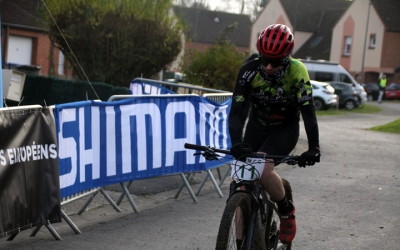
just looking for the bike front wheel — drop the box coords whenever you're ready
[216,193,250,249]
[216,192,265,250]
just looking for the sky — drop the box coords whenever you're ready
[173,0,247,14]
[206,0,242,13]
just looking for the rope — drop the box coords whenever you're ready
[40,0,101,100]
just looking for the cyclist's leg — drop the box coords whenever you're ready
[256,122,299,244]
[257,122,299,202]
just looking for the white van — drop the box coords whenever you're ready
[299,59,367,104]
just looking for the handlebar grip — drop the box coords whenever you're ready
[184,143,232,155]
[184,143,207,151]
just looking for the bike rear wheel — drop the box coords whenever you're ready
[216,192,265,250]
[265,178,293,250]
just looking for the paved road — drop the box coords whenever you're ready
[2,102,399,249]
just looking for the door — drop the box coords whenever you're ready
[7,35,33,65]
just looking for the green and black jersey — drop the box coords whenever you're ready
[228,56,319,149]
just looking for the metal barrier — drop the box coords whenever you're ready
[129,77,231,96]
[202,92,233,104]
[2,79,234,242]
[107,79,234,209]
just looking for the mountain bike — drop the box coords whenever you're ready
[185,143,307,250]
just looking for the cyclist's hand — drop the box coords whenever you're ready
[299,147,320,167]
[230,143,253,161]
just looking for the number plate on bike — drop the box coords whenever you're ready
[231,158,265,181]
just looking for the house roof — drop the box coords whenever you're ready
[0,0,46,31]
[173,6,252,48]
[280,0,352,60]
[371,0,400,32]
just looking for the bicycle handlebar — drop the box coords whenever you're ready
[184,143,230,154]
[184,143,301,164]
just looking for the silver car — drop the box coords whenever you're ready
[311,80,338,110]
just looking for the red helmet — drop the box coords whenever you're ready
[257,24,294,59]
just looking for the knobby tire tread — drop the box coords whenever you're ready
[216,192,266,250]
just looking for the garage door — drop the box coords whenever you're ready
[7,35,32,65]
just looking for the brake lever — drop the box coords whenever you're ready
[193,150,218,161]
[281,156,300,166]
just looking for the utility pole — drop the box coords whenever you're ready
[360,0,371,84]
[0,14,3,108]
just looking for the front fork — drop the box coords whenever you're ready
[245,184,262,250]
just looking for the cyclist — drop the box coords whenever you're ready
[228,24,320,244]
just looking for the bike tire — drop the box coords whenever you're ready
[216,192,265,250]
[265,178,293,250]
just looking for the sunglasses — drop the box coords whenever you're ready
[260,57,284,68]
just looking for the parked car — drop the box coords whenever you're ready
[362,83,380,101]
[300,59,367,104]
[353,82,368,105]
[329,82,360,110]
[385,82,400,100]
[311,80,337,110]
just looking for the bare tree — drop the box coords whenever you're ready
[209,0,265,19]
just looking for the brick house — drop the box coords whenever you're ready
[172,6,252,71]
[250,0,352,60]
[1,0,72,77]
[331,0,400,83]
[251,0,400,84]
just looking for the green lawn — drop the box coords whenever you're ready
[315,103,399,134]
[369,118,400,134]
[315,104,382,116]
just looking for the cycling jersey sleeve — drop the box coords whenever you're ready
[292,60,320,149]
[228,60,257,146]
[299,102,320,149]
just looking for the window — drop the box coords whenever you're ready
[369,34,376,49]
[58,50,65,75]
[343,36,352,56]
[339,73,352,84]
[314,72,335,82]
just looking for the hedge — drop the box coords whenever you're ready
[6,74,131,106]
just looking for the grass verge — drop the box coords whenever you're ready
[316,104,382,116]
[369,118,400,134]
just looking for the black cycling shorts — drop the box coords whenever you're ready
[243,119,299,156]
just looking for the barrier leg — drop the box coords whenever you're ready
[216,167,222,180]
[196,172,209,195]
[44,221,62,240]
[7,232,18,241]
[116,181,133,205]
[178,173,198,203]
[61,209,81,234]
[207,169,224,198]
[30,225,41,237]
[78,190,100,215]
[219,166,231,187]
[174,173,194,199]
[100,188,122,212]
[119,182,139,213]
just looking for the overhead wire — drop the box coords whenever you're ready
[40,0,101,100]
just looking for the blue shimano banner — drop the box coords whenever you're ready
[54,95,233,198]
